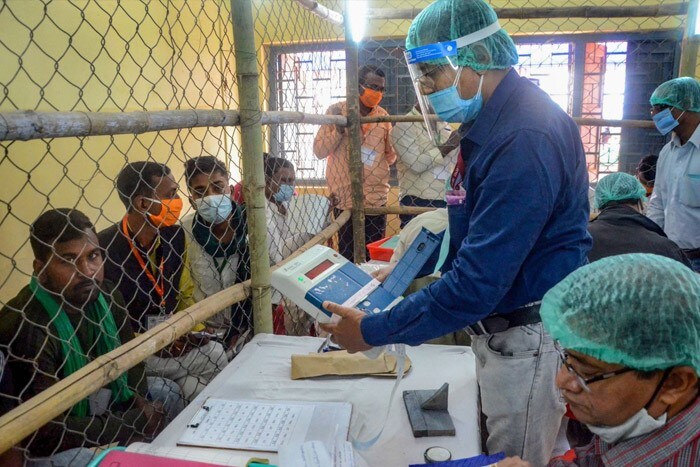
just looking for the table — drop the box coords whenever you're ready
[152,334,480,466]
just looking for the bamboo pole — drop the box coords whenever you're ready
[573,118,655,129]
[0,109,346,142]
[344,10,366,264]
[0,211,352,455]
[365,205,436,216]
[263,111,345,126]
[231,0,272,334]
[494,4,687,19]
[0,108,653,143]
[293,0,344,25]
[679,0,699,76]
[360,114,656,129]
[367,3,688,20]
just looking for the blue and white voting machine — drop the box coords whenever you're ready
[271,228,440,324]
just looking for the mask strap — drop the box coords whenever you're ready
[475,74,484,95]
[643,368,672,411]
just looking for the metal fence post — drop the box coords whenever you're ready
[231,0,272,333]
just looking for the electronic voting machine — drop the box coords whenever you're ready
[271,228,440,324]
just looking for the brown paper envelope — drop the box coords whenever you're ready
[291,350,412,380]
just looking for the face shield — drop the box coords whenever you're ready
[404,21,502,146]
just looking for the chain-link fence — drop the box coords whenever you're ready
[308,1,690,243]
[0,0,346,462]
[0,0,697,463]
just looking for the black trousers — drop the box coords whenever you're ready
[335,208,387,261]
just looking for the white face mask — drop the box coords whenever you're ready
[586,369,670,445]
[587,408,666,445]
[194,194,233,225]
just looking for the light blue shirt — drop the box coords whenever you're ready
[647,124,700,249]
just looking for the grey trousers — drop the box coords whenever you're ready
[146,340,228,402]
[471,323,565,466]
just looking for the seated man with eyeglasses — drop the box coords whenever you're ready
[496,253,699,467]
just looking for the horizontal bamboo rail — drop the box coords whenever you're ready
[0,210,351,455]
[360,114,656,129]
[293,0,343,25]
[0,110,347,141]
[368,3,688,20]
[366,205,436,216]
[0,109,656,142]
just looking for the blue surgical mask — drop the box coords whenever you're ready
[427,68,484,123]
[273,184,294,203]
[194,194,233,224]
[652,108,683,135]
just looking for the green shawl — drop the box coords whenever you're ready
[29,278,133,416]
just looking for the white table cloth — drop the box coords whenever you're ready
[152,334,480,467]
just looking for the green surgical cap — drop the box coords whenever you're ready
[406,0,518,71]
[650,77,700,112]
[594,172,647,210]
[541,254,700,374]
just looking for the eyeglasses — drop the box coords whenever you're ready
[414,65,452,94]
[554,341,634,392]
[650,104,671,114]
[360,83,385,92]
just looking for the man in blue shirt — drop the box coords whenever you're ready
[321,0,591,464]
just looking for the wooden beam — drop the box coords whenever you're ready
[345,16,367,264]
[368,3,688,20]
[232,0,272,334]
[365,206,436,216]
[0,110,346,142]
[360,114,656,129]
[293,0,344,25]
[0,111,653,143]
[679,0,699,76]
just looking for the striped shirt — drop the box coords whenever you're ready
[549,397,699,466]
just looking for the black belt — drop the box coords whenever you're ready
[466,302,542,336]
[683,248,700,260]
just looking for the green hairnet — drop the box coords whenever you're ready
[594,172,647,210]
[406,0,518,71]
[650,77,700,112]
[541,254,700,374]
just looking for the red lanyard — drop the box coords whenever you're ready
[121,217,165,305]
[450,149,465,190]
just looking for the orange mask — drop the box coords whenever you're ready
[145,197,183,227]
[360,86,383,108]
